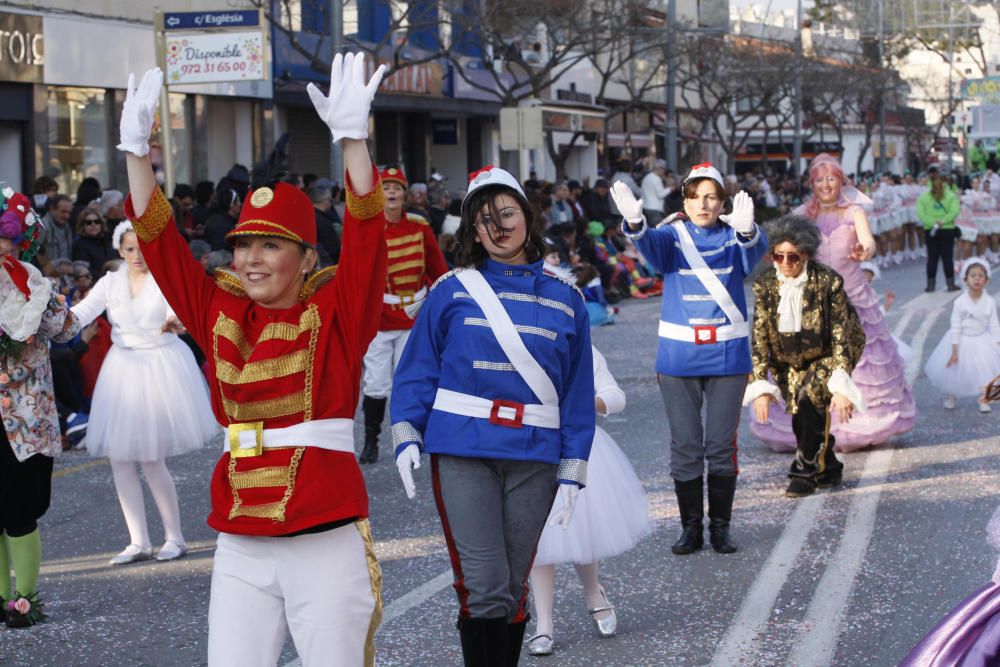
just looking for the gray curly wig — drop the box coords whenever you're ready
[762,214,822,257]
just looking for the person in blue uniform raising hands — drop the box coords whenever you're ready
[611,163,768,556]
[391,166,595,666]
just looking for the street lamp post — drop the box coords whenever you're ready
[329,0,344,182]
[664,0,678,173]
[877,0,887,174]
[792,0,803,181]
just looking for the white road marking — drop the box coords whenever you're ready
[785,448,894,667]
[709,493,827,667]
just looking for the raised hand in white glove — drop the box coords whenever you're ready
[610,181,644,225]
[306,52,388,144]
[117,69,163,157]
[396,443,421,499]
[547,484,580,530]
[719,190,756,235]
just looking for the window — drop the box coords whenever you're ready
[47,87,108,196]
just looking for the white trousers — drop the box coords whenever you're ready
[361,329,411,399]
[208,521,382,667]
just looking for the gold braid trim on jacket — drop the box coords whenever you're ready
[750,262,866,414]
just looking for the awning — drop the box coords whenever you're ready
[607,132,654,148]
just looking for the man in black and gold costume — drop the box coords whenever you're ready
[744,215,867,497]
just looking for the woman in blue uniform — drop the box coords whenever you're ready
[391,166,594,666]
[611,163,768,556]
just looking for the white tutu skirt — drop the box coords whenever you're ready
[535,426,652,566]
[86,339,219,462]
[924,332,1000,398]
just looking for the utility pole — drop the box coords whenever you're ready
[946,4,955,175]
[329,0,344,183]
[792,0,803,183]
[876,0,887,173]
[664,0,678,173]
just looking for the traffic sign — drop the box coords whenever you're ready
[162,10,259,31]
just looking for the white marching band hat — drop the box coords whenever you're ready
[684,162,725,190]
[462,165,527,214]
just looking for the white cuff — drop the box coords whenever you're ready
[743,379,781,406]
[620,217,648,240]
[828,368,867,412]
[736,224,761,247]
[116,141,150,157]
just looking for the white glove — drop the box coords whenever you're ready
[547,484,580,530]
[719,190,756,235]
[610,181,644,224]
[117,69,163,157]
[306,52,388,144]
[396,443,421,499]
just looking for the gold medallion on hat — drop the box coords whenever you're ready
[250,187,274,208]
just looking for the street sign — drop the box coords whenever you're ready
[500,107,543,150]
[164,31,265,85]
[162,10,260,31]
[962,77,1000,104]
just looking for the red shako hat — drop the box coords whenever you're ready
[379,166,408,189]
[226,182,316,246]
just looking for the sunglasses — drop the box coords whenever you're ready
[772,251,802,265]
[83,219,101,225]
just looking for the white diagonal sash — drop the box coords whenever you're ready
[455,270,559,406]
[672,221,745,326]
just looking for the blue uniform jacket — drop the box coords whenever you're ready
[623,214,768,377]
[390,259,595,486]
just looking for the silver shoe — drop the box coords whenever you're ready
[588,587,617,637]
[526,633,553,656]
[110,544,152,566]
[155,541,188,562]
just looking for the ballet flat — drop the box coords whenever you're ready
[526,633,553,656]
[588,586,618,637]
[110,544,152,566]
[156,541,188,562]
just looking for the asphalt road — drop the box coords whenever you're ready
[3,254,999,666]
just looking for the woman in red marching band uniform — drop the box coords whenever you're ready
[119,54,388,666]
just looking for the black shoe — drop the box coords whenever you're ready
[946,279,961,292]
[707,474,738,554]
[360,396,387,464]
[925,279,936,292]
[816,469,843,488]
[456,616,508,667]
[671,477,704,555]
[785,477,817,498]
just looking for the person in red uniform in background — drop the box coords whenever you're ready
[359,166,448,463]
[119,53,388,666]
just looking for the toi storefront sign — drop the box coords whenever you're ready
[0,12,43,83]
[164,30,265,85]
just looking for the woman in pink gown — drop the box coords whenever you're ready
[750,154,916,452]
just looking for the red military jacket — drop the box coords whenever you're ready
[126,170,387,536]
[380,212,448,331]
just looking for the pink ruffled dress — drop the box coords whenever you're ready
[750,203,917,451]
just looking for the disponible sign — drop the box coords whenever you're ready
[164,31,265,85]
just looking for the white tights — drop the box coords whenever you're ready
[530,561,606,637]
[110,460,184,549]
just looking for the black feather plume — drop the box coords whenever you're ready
[250,133,290,190]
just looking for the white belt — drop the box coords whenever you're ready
[383,287,427,305]
[225,418,354,458]
[432,388,560,429]
[658,320,749,344]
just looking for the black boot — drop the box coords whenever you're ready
[671,477,704,555]
[925,279,936,292]
[456,616,508,667]
[506,617,529,666]
[707,474,738,554]
[946,277,961,292]
[360,396,386,464]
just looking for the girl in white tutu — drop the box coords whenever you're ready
[71,221,218,565]
[924,257,1000,413]
[526,346,652,656]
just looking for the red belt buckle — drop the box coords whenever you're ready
[489,399,525,428]
[693,325,717,345]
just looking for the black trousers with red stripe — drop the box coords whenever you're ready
[431,454,558,621]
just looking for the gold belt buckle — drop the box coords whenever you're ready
[398,293,415,307]
[228,421,265,458]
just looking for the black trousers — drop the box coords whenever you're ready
[925,228,957,282]
[789,396,842,480]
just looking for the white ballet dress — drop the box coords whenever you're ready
[71,267,219,462]
[534,347,652,566]
[924,292,1000,398]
